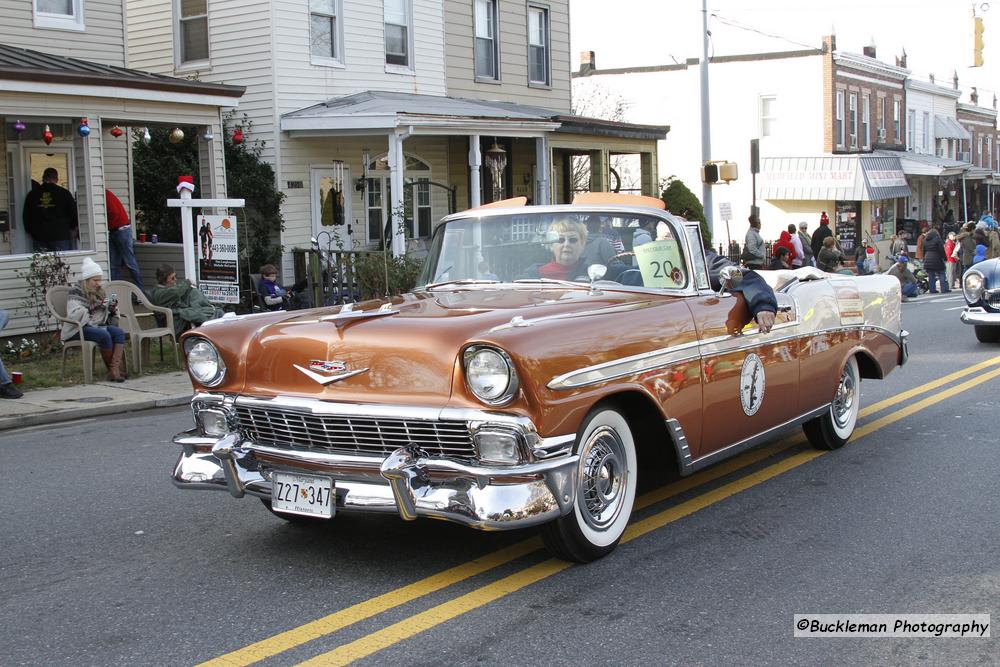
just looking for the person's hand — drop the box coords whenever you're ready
[755,310,776,334]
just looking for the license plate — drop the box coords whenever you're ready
[271,472,335,518]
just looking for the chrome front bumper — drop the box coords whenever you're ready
[171,429,579,531]
[960,307,1000,326]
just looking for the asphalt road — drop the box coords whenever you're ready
[1,291,996,666]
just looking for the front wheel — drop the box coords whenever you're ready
[974,325,1000,343]
[540,407,637,563]
[803,356,860,450]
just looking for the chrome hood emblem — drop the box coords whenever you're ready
[294,360,369,385]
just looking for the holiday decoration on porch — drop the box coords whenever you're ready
[109,125,124,138]
[77,117,90,137]
[42,124,53,145]
[142,127,152,144]
[168,127,185,144]
[13,119,26,134]
[231,127,244,145]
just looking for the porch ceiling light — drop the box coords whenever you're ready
[202,126,214,141]
[356,148,370,191]
[485,140,507,174]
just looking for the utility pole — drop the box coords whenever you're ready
[700,0,713,231]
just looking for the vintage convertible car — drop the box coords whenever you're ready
[959,258,1000,342]
[171,197,908,562]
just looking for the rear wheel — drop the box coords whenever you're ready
[803,356,860,450]
[974,325,1000,343]
[540,407,637,563]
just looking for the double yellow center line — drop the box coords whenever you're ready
[203,354,1000,667]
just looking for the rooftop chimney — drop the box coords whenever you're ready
[579,51,596,74]
[896,47,907,69]
[953,69,959,90]
[863,40,876,59]
[971,87,979,105]
[994,93,997,110]
[822,34,836,53]
[929,73,935,84]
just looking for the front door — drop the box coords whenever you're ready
[311,167,352,251]
[13,144,76,255]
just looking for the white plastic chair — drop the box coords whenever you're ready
[106,280,180,375]
[45,285,99,384]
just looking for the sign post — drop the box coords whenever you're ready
[719,201,733,248]
[166,176,244,291]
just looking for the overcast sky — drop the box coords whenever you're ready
[570,0,999,105]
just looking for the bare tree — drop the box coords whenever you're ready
[570,83,642,194]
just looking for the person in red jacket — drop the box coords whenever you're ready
[775,229,798,264]
[105,189,144,290]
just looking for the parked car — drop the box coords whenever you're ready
[170,197,909,562]
[960,259,1000,342]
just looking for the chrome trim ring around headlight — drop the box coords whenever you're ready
[463,345,519,406]
[964,270,985,304]
[183,337,227,387]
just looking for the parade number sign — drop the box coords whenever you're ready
[197,215,240,304]
[634,240,686,288]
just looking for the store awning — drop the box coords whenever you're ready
[759,155,910,201]
[934,115,972,141]
[890,150,974,177]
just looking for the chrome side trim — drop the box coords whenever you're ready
[546,322,904,391]
[489,299,659,333]
[675,404,830,477]
[548,340,701,390]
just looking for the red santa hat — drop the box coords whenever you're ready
[820,211,830,225]
[176,175,196,194]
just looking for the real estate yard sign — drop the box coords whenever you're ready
[197,214,240,304]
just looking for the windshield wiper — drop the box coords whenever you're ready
[422,279,501,290]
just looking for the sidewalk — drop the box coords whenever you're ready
[0,371,193,432]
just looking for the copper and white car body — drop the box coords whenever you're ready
[171,200,908,562]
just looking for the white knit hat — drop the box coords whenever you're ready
[79,257,103,281]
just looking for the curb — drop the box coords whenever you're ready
[0,393,192,432]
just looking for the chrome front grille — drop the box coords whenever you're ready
[234,406,476,458]
[986,291,1000,310]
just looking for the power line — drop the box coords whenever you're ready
[709,13,821,51]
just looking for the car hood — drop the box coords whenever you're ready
[196,287,661,405]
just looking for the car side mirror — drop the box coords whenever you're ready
[718,265,743,297]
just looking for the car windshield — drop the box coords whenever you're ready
[417,211,689,289]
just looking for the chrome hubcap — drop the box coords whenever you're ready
[833,366,857,429]
[579,426,628,531]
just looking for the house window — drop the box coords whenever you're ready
[366,154,432,243]
[894,100,901,142]
[862,95,870,149]
[978,135,984,166]
[33,0,84,31]
[848,94,858,147]
[907,109,916,150]
[988,136,993,169]
[310,0,343,62]
[760,95,777,137]
[384,0,412,68]
[878,97,886,139]
[922,111,930,153]
[527,5,550,86]
[474,0,499,80]
[176,0,209,66]
[835,90,845,148]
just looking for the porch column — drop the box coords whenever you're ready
[589,149,609,192]
[388,132,406,257]
[535,136,551,204]
[198,123,220,199]
[468,135,481,208]
[641,150,658,197]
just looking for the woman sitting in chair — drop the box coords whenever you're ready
[62,257,127,382]
[150,264,223,335]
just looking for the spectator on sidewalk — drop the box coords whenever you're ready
[23,167,78,251]
[921,225,949,293]
[62,258,127,382]
[0,309,24,398]
[796,222,815,267]
[811,211,833,258]
[816,235,845,273]
[105,189,144,290]
[743,215,766,269]
[768,246,792,270]
[150,264,223,335]
[888,255,920,301]
[945,231,960,289]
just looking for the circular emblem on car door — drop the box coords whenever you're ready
[740,353,766,416]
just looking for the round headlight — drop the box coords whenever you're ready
[464,347,518,405]
[964,271,985,303]
[184,338,226,386]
